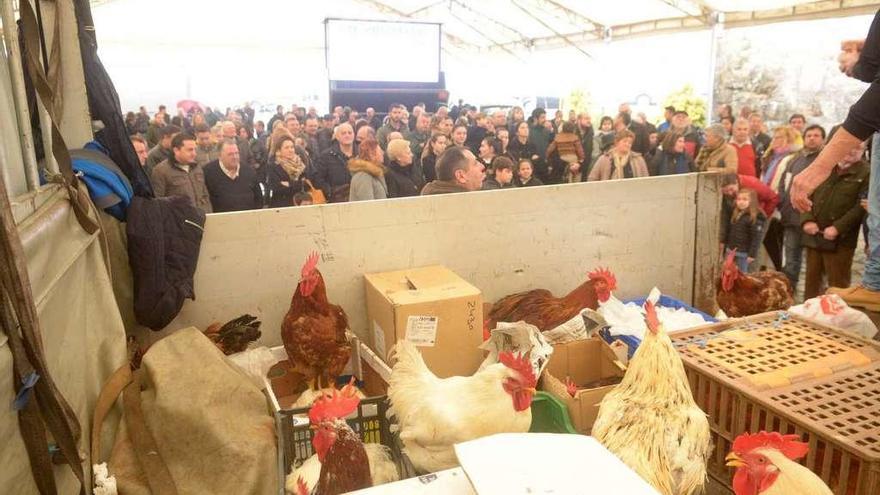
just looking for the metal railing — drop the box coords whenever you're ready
[0,0,58,200]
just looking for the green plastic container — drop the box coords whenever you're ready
[529,391,579,434]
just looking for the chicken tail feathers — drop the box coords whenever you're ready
[205,314,262,355]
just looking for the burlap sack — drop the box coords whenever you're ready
[105,327,277,494]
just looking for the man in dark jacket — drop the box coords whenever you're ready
[316,115,336,155]
[144,125,181,179]
[800,142,869,299]
[527,108,552,181]
[203,140,261,213]
[422,146,484,195]
[793,11,880,308]
[576,112,594,175]
[267,105,285,131]
[748,113,771,159]
[777,125,826,286]
[310,123,355,202]
[377,103,409,150]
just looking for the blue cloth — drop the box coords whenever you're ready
[863,132,880,289]
[657,121,671,133]
[725,248,750,272]
[72,143,134,221]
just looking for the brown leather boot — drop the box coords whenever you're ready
[827,285,880,311]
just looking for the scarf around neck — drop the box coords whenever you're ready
[277,154,305,180]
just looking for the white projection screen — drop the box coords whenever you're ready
[325,19,441,83]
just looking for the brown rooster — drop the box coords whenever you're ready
[203,314,262,355]
[282,252,351,391]
[717,250,793,317]
[488,267,617,331]
[294,383,372,495]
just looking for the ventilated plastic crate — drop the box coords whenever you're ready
[671,311,880,495]
[263,336,416,494]
[277,395,416,478]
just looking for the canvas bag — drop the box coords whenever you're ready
[92,328,277,494]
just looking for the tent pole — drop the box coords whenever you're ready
[706,11,724,125]
[1,0,41,191]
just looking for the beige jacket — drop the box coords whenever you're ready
[588,152,650,181]
[151,159,213,213]
[695,143,738,174]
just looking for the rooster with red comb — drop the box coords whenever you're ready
[282,252,351,391]
[593,301,711,495]
[488,267,618,331]
[726,431,831,495]
[293,382,372,495]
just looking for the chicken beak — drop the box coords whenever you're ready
[725,452,746,468]
[523,387,536,395]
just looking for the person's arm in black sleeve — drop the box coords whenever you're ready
[842,81,880,141]
[309,153,331,200]
[852,11,880,83]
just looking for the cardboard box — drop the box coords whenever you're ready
[364,265,483,378]
[542,338,627,434]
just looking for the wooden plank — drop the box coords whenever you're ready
[692,172,721,315]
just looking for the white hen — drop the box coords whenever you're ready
[387,340,536,474]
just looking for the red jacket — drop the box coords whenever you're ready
[730,141,757,177]
[739,174,779,217]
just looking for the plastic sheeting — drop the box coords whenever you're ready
[0,186,127,493]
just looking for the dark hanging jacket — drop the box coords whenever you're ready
[127,196,206,330]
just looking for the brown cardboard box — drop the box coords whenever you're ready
[364,265,483,378]
[542,338,627,434]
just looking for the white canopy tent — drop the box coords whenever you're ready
[86,0,879,115]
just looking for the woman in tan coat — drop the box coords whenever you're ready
[588,129,650,181]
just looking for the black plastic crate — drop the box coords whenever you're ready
[277,394,417,480]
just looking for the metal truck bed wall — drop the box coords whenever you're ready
[147,173,720,347]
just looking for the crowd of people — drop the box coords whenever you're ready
[124,98,871,300]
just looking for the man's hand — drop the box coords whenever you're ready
[824,225,839,240]
[791,165,833,212]
[861,198,868,209]
[803,222,820,235]
[747,257,755,264]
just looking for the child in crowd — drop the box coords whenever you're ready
[293,192,313,206]
[482,156,515,190]
[515,159,544,187]
[720,188,766,272]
